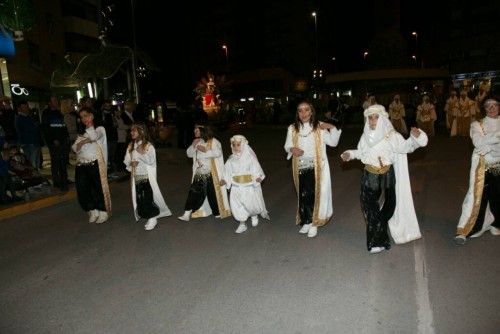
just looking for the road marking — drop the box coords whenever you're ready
[414,242,435,334]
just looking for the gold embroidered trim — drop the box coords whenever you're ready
[208,139,231,218]
[291,127,331,226]
[96,143,112,216]
[312,129,323,226]
[457,119,487,236]
[457,155,486,236]
[292,129,300,224]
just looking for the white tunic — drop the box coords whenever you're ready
[72,126,108,165]
[224,145,269,222]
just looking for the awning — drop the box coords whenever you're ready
[50,44,159,88]
[72,44,132,80]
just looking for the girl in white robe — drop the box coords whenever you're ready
[178,125,231,221]
[224,135,269,234]
[454,98,500,244]
[284,100,342,238]
[72,108,111,224]
[124,123,171,230]
[341,104,428,254]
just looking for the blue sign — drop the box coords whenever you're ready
[0,31,15,57]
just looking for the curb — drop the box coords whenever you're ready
[0,189,77,220]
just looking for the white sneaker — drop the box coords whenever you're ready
[178,210,191,221]
[215,215,221,218]
[95,211,108,224]
[307,226,318,238]
[251,216,259,227]
[235,222,247,234]
[369,246,385,254]
[88,210,99,223]
[490,226,500,236]
[144,218,158,231]
[454,235,466,245]
[470,228,488,238]
[299,223,311,234]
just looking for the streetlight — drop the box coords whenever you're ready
[331,56,337,72]
[363,51,369,60]
[312,11,318,69]
[222,44,228,65]
[411,54,417,66]
[412,31,418,45]
[411,31,423,68]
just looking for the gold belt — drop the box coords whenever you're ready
[232,174,252,183]
[364,164,391,174]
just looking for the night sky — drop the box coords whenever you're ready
[105,0,449,102]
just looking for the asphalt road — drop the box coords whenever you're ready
[1,124,498,334]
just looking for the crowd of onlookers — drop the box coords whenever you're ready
[0,95,157,205]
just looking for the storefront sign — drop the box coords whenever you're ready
[0,32,15,57]
[11,83,29,96]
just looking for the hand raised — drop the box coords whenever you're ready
[340,151,351,162]
[410,127,421,138]
[319,122,335,130]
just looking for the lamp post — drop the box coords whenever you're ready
[222,44,228,65]
[411,54,417,66]
[130,0,139,103]
[312,12,318,69]
[411,31,423,69]
[331,56,337,72]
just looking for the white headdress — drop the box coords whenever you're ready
[363,104,393,147]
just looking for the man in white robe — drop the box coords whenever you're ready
[284,101,341,238]
[454,98,500,244]
[341,104,428,253]
[224,135,269,234]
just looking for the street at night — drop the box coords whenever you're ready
[1,125,498,333]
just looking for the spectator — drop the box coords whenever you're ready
[101,100,118,174]
[15,100,42,171]
[41,96,69,191]
[0,96,17,145]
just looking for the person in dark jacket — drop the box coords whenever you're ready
[41,96,69,191]
[101,100,118,173]
[15,100,42,171]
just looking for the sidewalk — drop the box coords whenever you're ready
[0,145,187,220]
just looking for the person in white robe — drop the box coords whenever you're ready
[388,94,407,135]
[72,108,111,224]
[444,90,459,132]
[341,104,428,254]
[124,123,171,231]
[284,100,342,238]
[416,95,437,137]
[454,98,500,244]
[178,125,230,221]
[223,135,269,234]
[454,90,477,137]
